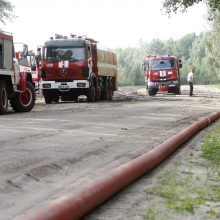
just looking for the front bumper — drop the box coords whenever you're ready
[41,80,90,92]
[147,80,179,90]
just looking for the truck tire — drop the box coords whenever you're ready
[61,96,67,102]
[175,87,181,95]
[0,80,8,114]
[101,79,109,100]
[95,84,101,101]
[108,78,113,101]
[87,78,96,102]
[44,94,53,104]
[87,86,96,102]
[10,81,35,112]
[53,96,59,103]
[148,90,157,96]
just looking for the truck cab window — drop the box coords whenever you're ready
[44,48,57,61]
[150,59,175,70]
[45,47,85,61]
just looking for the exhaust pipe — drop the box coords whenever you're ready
[14,112,220,220]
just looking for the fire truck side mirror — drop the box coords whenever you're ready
[179,59,182,68]
[23,44,28,57]
[37,47,42,61]
[35,56,41,67]
[142,61,147,71]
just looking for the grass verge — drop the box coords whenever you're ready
[210,84,220,90]
[144,124,220,220]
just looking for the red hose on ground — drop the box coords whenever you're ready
[14,112,220,220]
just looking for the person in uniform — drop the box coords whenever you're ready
[187,69,195,96]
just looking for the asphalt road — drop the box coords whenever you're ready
[0,85,220,220]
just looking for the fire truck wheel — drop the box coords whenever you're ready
[53,96,59,103]
[70,95,78,102]
[61,96,68,102]
[95,86,101,101]
[175,87,181,95]
[44,94,53,104]
[108,78,113,101]
[148,90,157,96]
[88,86,96,102]
[101,79,109,101]
[87,79,96,102]
[10,81,35,112]
[0,80,8,114]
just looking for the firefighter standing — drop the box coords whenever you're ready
[187,69,195,96]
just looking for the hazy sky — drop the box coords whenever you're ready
[3,0,208,50]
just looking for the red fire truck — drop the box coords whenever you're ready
[38,34,118,103]
[0,31,35,114]
[143,55,182,96]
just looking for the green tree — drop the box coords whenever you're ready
[148,39,166,55]
[116,47,144,86]
[205,11,220,80]
[0,0,14,24]
[162,0,220,14]
[175,33,197,61]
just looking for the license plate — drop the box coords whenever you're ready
[58,85,69,89]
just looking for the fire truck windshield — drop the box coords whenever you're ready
[150,59,175,70]
[44,47,85,61]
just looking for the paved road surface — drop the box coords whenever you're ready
[0,85,220,220]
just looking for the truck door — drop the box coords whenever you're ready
[88,45,92,75]
[0,44,2,69]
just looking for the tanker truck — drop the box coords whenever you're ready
[38,34,118,103]
[0,31,35,114]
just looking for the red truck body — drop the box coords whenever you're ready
[0,31,35,114]
[143,55,182,96]
[38,34,118,103]
[16,50,41,94]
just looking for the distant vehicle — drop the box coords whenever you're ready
[142,55,182,96]
[16,50,41,94]
[0,31,35,114]
[37,34,118,103]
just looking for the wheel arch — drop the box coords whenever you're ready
[26,73,35,88]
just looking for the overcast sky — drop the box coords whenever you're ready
[3,0,208,51]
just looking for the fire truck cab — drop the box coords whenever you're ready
[143,55,182,96]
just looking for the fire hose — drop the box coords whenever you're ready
[14,112,220,220]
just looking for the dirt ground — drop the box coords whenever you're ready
[0,85,220,220]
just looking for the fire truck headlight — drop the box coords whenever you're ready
[172,80,178,84]
[42,83,51,88]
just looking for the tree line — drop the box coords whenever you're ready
[115,31,220,86]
